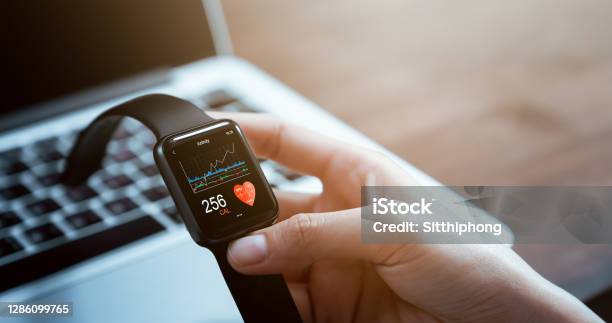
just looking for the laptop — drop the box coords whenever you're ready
[0,0,437,322]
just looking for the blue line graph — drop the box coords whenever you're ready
[187,160,246,184]
[179,143,251,193]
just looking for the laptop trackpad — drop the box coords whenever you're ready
[33,241,242,323]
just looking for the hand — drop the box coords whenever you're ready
[215,113,601,323]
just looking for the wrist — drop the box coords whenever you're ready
[454,251,601,323]
[508,272,601,322]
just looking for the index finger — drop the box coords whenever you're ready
[209,112,364,179]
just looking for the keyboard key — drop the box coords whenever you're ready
[0,237,23,257]
[0,148,22,161]
[163,206,182,224]
[283,173,302,181]
[0,184,31,199]
[61,130,81,144]
[112,128,133,140]
[65,185,98,202]
[103,174,133,189]
[66,210,102,229]
[112,150,137,162]
[143,139,156,149]
[38,172,61,187]
[201,89,239,108]
[0,216,163,292]
[25,223,64,244]
[34,137,60,149]
[0,211,22,229]
[38,149,64,163]
[124,121,146,134]
[105,197,138,215]
[3,161,28,175]
[218,101,259,113]
[26,198,61,216]
[277,167,303,181]
[142,186,169,201]
[139,164,159,177]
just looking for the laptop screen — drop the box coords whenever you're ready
[2,0,216,118]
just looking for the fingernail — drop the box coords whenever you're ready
[228,235,268,266]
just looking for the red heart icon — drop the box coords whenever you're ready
[233,181,256,206]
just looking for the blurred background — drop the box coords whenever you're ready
[2,1,610,320]
[222,0,612,301]
[224,0,612,185]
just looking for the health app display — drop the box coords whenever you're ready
[164,120,277,238]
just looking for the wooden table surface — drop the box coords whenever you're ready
[224,0,612,185]
[223,0,612,297]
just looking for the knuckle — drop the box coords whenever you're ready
[285,213,321,247]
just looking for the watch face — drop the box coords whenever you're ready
[161,120,277,241]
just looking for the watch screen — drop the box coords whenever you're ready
[163,120,277,238]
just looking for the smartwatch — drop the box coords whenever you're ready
[61,94,302,323]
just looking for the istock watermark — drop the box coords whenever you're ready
[361,186,612,244]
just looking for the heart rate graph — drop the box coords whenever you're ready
[179,143,251,194]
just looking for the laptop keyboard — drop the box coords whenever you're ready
[0,92,305,292]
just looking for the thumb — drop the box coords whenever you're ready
[227,208,391,275]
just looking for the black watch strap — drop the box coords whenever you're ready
[210,242,302,323]
[61,94,302,322]
[61,94,212,185]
